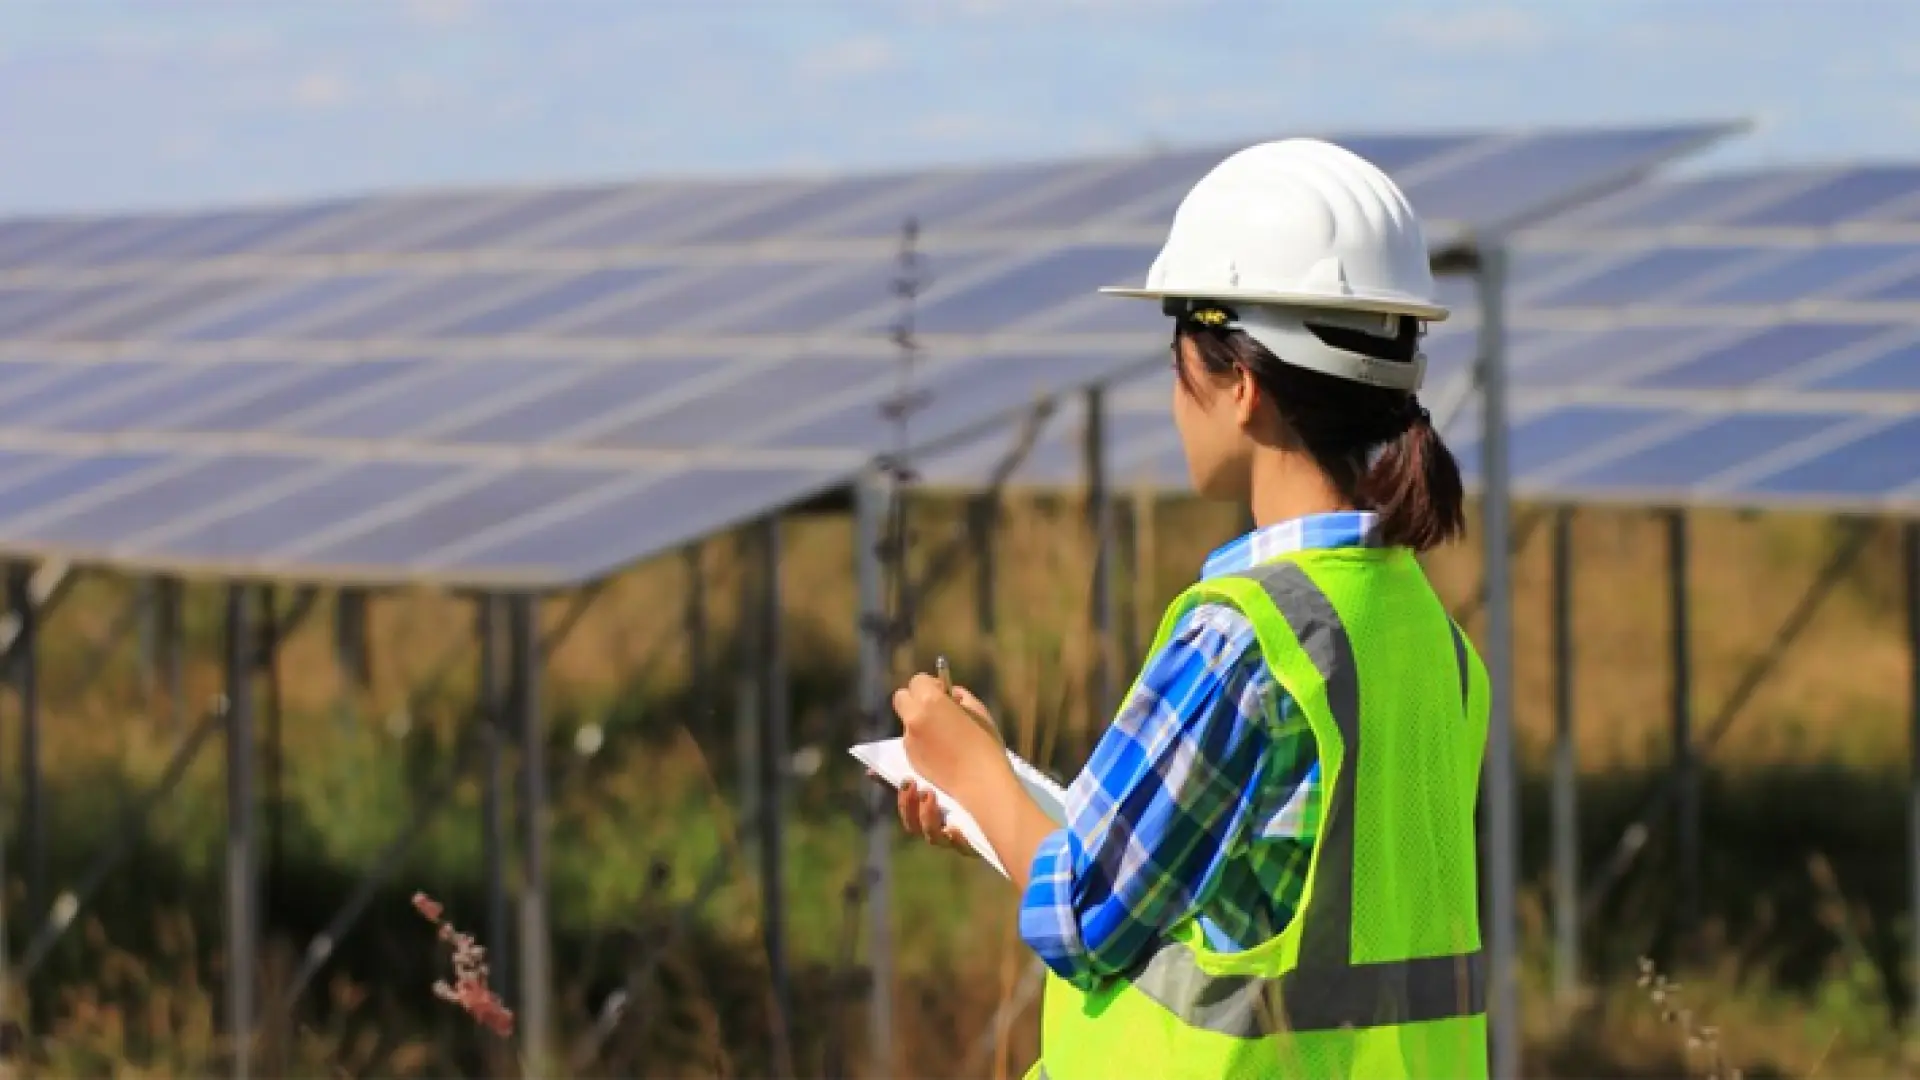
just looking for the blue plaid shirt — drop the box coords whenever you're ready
[1018,511,1382,988]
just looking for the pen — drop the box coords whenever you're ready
[936,654,997,736]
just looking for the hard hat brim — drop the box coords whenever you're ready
[1097,284,1450,323]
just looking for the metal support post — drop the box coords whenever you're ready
[735,531,762,871]
[1550,508,1579,1009]
[333,589,370,691]
[684,543,709,713]
[510,594,551,1075]
[223,584,257,1080]
[967,496,999,716]
[1904,520,1919,1037]
[1475,245,1520,1080]
[1083,386,1115,722]
[157,578,184,730]
[7,568,42,959]
[854,475,893,1078]
[1666,510,1698,951]
[758,517,794,1076]
[475,597,512,1007]
[1133,487,1158,666]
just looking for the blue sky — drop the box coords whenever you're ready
[2,0,1916,215]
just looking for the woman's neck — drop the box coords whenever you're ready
[1247,451,1353,529]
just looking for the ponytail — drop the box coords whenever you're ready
[1356,404,1467,552]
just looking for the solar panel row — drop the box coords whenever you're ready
[916,374,1920,516]
[1539,164,1920,232]
[0,126,1730,279]
[0,122,1741,585]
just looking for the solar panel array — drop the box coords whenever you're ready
[923,160,1920,518]
[0,123,1735,586]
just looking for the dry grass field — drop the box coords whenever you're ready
[5,488,1915,1077]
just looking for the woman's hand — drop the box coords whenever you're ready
[892,779,975,856]
[892,674,1014,814]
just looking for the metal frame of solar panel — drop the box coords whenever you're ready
[0,120,1741,1080]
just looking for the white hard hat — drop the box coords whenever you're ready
[1101,138,1447,392]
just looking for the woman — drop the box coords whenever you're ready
[893,138,1491,1080]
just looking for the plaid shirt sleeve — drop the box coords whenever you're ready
[1017,600,1321,989]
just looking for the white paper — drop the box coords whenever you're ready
[850,737,1068,880]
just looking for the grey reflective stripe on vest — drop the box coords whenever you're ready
[1448,619,1471,710]
[1127,561,1485,1036]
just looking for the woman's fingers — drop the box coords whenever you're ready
[949,684,987,715]
[914,787,946,839]
[897,781,921,836]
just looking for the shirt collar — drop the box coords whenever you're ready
[1199,510,1383,581]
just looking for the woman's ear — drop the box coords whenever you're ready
[1231,364,1262,427]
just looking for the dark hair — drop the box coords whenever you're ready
[1174,314,1466,552]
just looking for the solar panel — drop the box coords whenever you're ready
[1741,416,1920,499]
[1509,326,1729,388]
[766,348,1153,453]
[177,360,426,433]
[1803,337,1920,392]
[1534,173,1786,231]
[673,173,928,245]
[0,221,85,268]
[906,244,1160,335]
[1628,322,1904,390]
[1022,289,1166,336]
[439,462,847,583]
[0,121,1741,585]
[1399,127,1729,230]
[263,192,516,256]
[0,454,171,520]
[1451,403,1677,482]
[714,252,991,335]
[392,185,639,253]
[1527,245,1772,307]
[288,359,578,440]
[159,275,399,341]
[0,361,167,426]
[557,262,821,337]
[1718,166,1920,228]
[1683,244,1920,304]
[812,163,1079,239]
[98,202,364,263]
[291,466,618,569]
[1556,411,1850,492]
[22,215,187,271]
[1843,264,1920,303]
[18,454,317,549]
[587,355,880,449]
[46,362,320,434]
[434,358,725,445]
[961,150,1223,232]
[44,277,262,341]
[418,267,669,337]
[524,181,795,250]
[149,460,466,561]
[287,272,537,340]
[0,283,143,337]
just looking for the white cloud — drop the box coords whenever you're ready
[291,70,352,109]
[796,34,900,81]
[1391,7,1550,52]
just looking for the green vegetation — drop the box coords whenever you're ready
[1,497,1915,1077]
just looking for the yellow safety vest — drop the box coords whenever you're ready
[1027,545,1490,1079]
